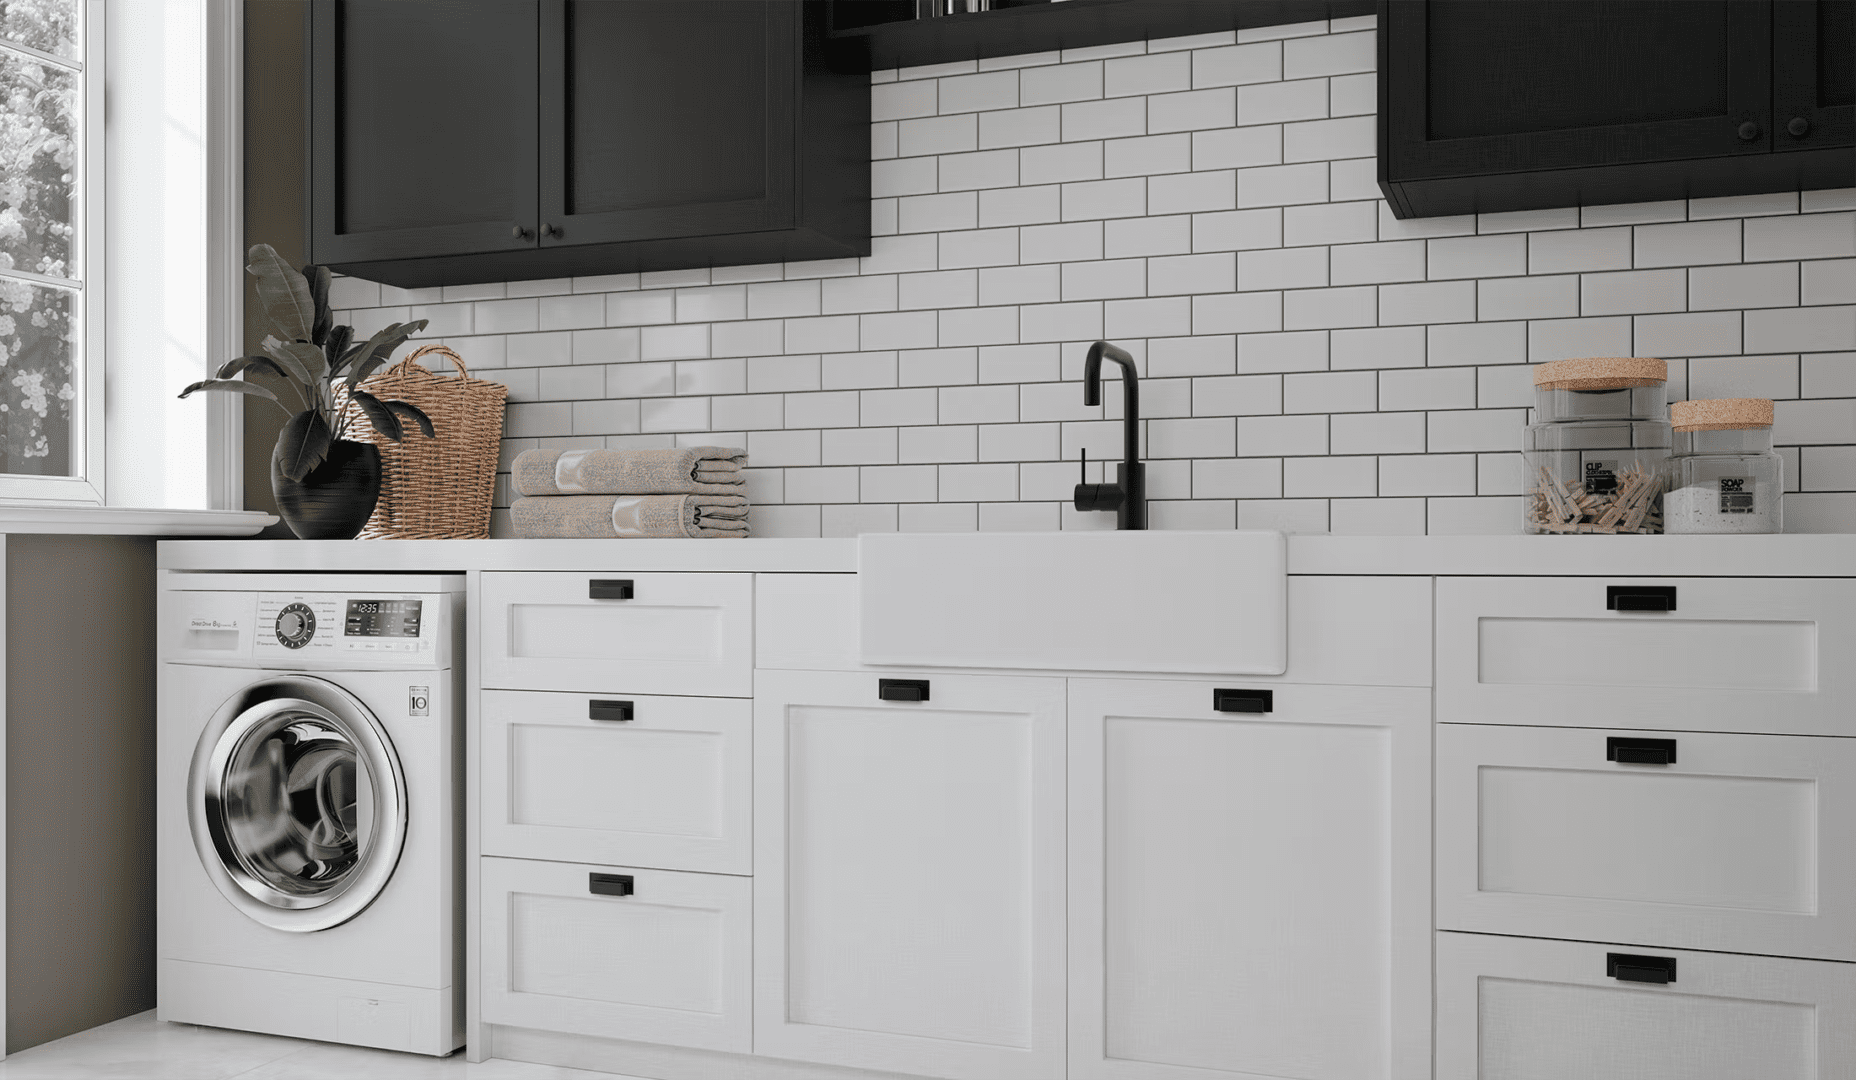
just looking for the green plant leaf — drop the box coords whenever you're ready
[275,408,333,484]
[383,398,436,438]
[260,335,313,385]
[304,264,333,346]
[348,389,404,442]
[247,244,316,343]
[216,355,291,381]
[178,378,283,405]
[322,325,354,373]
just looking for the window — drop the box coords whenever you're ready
[0,0,103,502]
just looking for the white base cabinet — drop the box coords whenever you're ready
[752,669,1068,1080]
[1068,679,1434,1080]
[478,856,751,1054]
[1437,931,1856,1080]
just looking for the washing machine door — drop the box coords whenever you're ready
[188,675,408,932]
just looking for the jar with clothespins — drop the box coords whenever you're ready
[1524,357,1672,535]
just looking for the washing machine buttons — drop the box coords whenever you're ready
[275,603,317,649]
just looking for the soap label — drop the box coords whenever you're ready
[1718,476,1755,514]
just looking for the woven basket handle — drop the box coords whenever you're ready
[386,343,471,380]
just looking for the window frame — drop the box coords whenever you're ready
[0,0,107,505]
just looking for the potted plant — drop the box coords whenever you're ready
[181,244,436,538]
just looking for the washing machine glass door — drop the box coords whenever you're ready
[189,676,407,932]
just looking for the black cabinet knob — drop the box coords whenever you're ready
[589,872,634,897]
[1737,121,1760,141]
[878,678,930,702]
[1608,952,1676,984]
[510,225,533,240]
[542,223,563,239]
[1788,116,1811,138]
[589,579,634,600]
[589,699,635,722]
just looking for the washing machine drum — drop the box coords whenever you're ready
[189,675,408,932]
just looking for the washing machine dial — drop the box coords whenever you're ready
[275,603,317,649]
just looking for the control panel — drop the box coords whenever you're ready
[252,592,439,659]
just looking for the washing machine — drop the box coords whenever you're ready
[156,571,465,1055]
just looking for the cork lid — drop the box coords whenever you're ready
[1533,357,1668,391]
[1671,397,1774,431]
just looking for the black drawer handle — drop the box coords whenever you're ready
[589,579,634,600]
[1609,736,1677,766]
[1608,585,1676,612]
[589,873,634,897]
[589,699,634,722]
[1213,688,1273,714]
[878,678,930,702]
[1608,952,1676,984]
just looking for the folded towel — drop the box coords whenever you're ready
[511,494,750,539]
[513,447,747,496]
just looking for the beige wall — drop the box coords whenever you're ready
[5,535,157,1054]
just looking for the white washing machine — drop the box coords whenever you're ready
[156,571,465,1055]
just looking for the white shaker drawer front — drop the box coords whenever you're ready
[479,572,752,697]
[1437,576,1856,736]
[1438,724,1856,961]
[479,856,750,1054]
[1437,931,1856,1080]
[480,691,751,875]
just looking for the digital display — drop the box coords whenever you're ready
[345,598,423,638]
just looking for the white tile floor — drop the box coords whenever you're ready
[0,1012,643,1080]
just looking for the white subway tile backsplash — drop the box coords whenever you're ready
[1745,212,1856,262]
[1580,268,1687,316]
[1148,87,1238,133]
[1062,96,1147,142]
[1149,170,1237,214]
[1635,219,1741,267]
[1236,162,1328,208]
[1237,77,1327,125]
[1193,125,1282,171]
[1805,259,1856,306]
[1106,52,1191,98]
[980,104,1062,148]
[1380,280,1476,325]
[940,226,1022,268]
[1744,305,1856,353]
[1428,234,1527,280]
[452,22,1856,534]
[1281,115,1373,162]
[1022,141,1103,185]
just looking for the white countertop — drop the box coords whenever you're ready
[159,532,1856,577]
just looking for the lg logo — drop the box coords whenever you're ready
[409,687,430,717]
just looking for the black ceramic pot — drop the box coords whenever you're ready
[272,438,381,540]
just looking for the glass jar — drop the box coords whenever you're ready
[1663,398,1782,534]
[1524,357,1671,534]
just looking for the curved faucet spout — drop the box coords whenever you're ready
[1079,340,1146,530]
[1083,340,1140,468]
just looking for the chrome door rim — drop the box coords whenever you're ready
[188,676,407,933]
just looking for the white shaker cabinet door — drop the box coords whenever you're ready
[1068,678,1434,1080]
[1437,931,1856,1080]
[752,669,1068,1080]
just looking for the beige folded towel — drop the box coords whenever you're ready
[511,494,749,539]
[513,447,747,496]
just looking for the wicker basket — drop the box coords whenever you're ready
[339,344,508,539]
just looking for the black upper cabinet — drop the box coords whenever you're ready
[1380,0,1855,219]
[309,0,867,288]
[311,1,540,265]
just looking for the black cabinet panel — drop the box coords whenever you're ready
[1774,0,1854,151]
[310,0,866,288]
[539,0,796,245]
[1381,0,1855,218]
[311,0,539,263]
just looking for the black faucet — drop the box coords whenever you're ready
[1073,340,1146,530]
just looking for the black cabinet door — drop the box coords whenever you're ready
[310,0,539,265]
[1774,0,1855,151]
[536,0,797,249]
[1384,1,1773,182]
